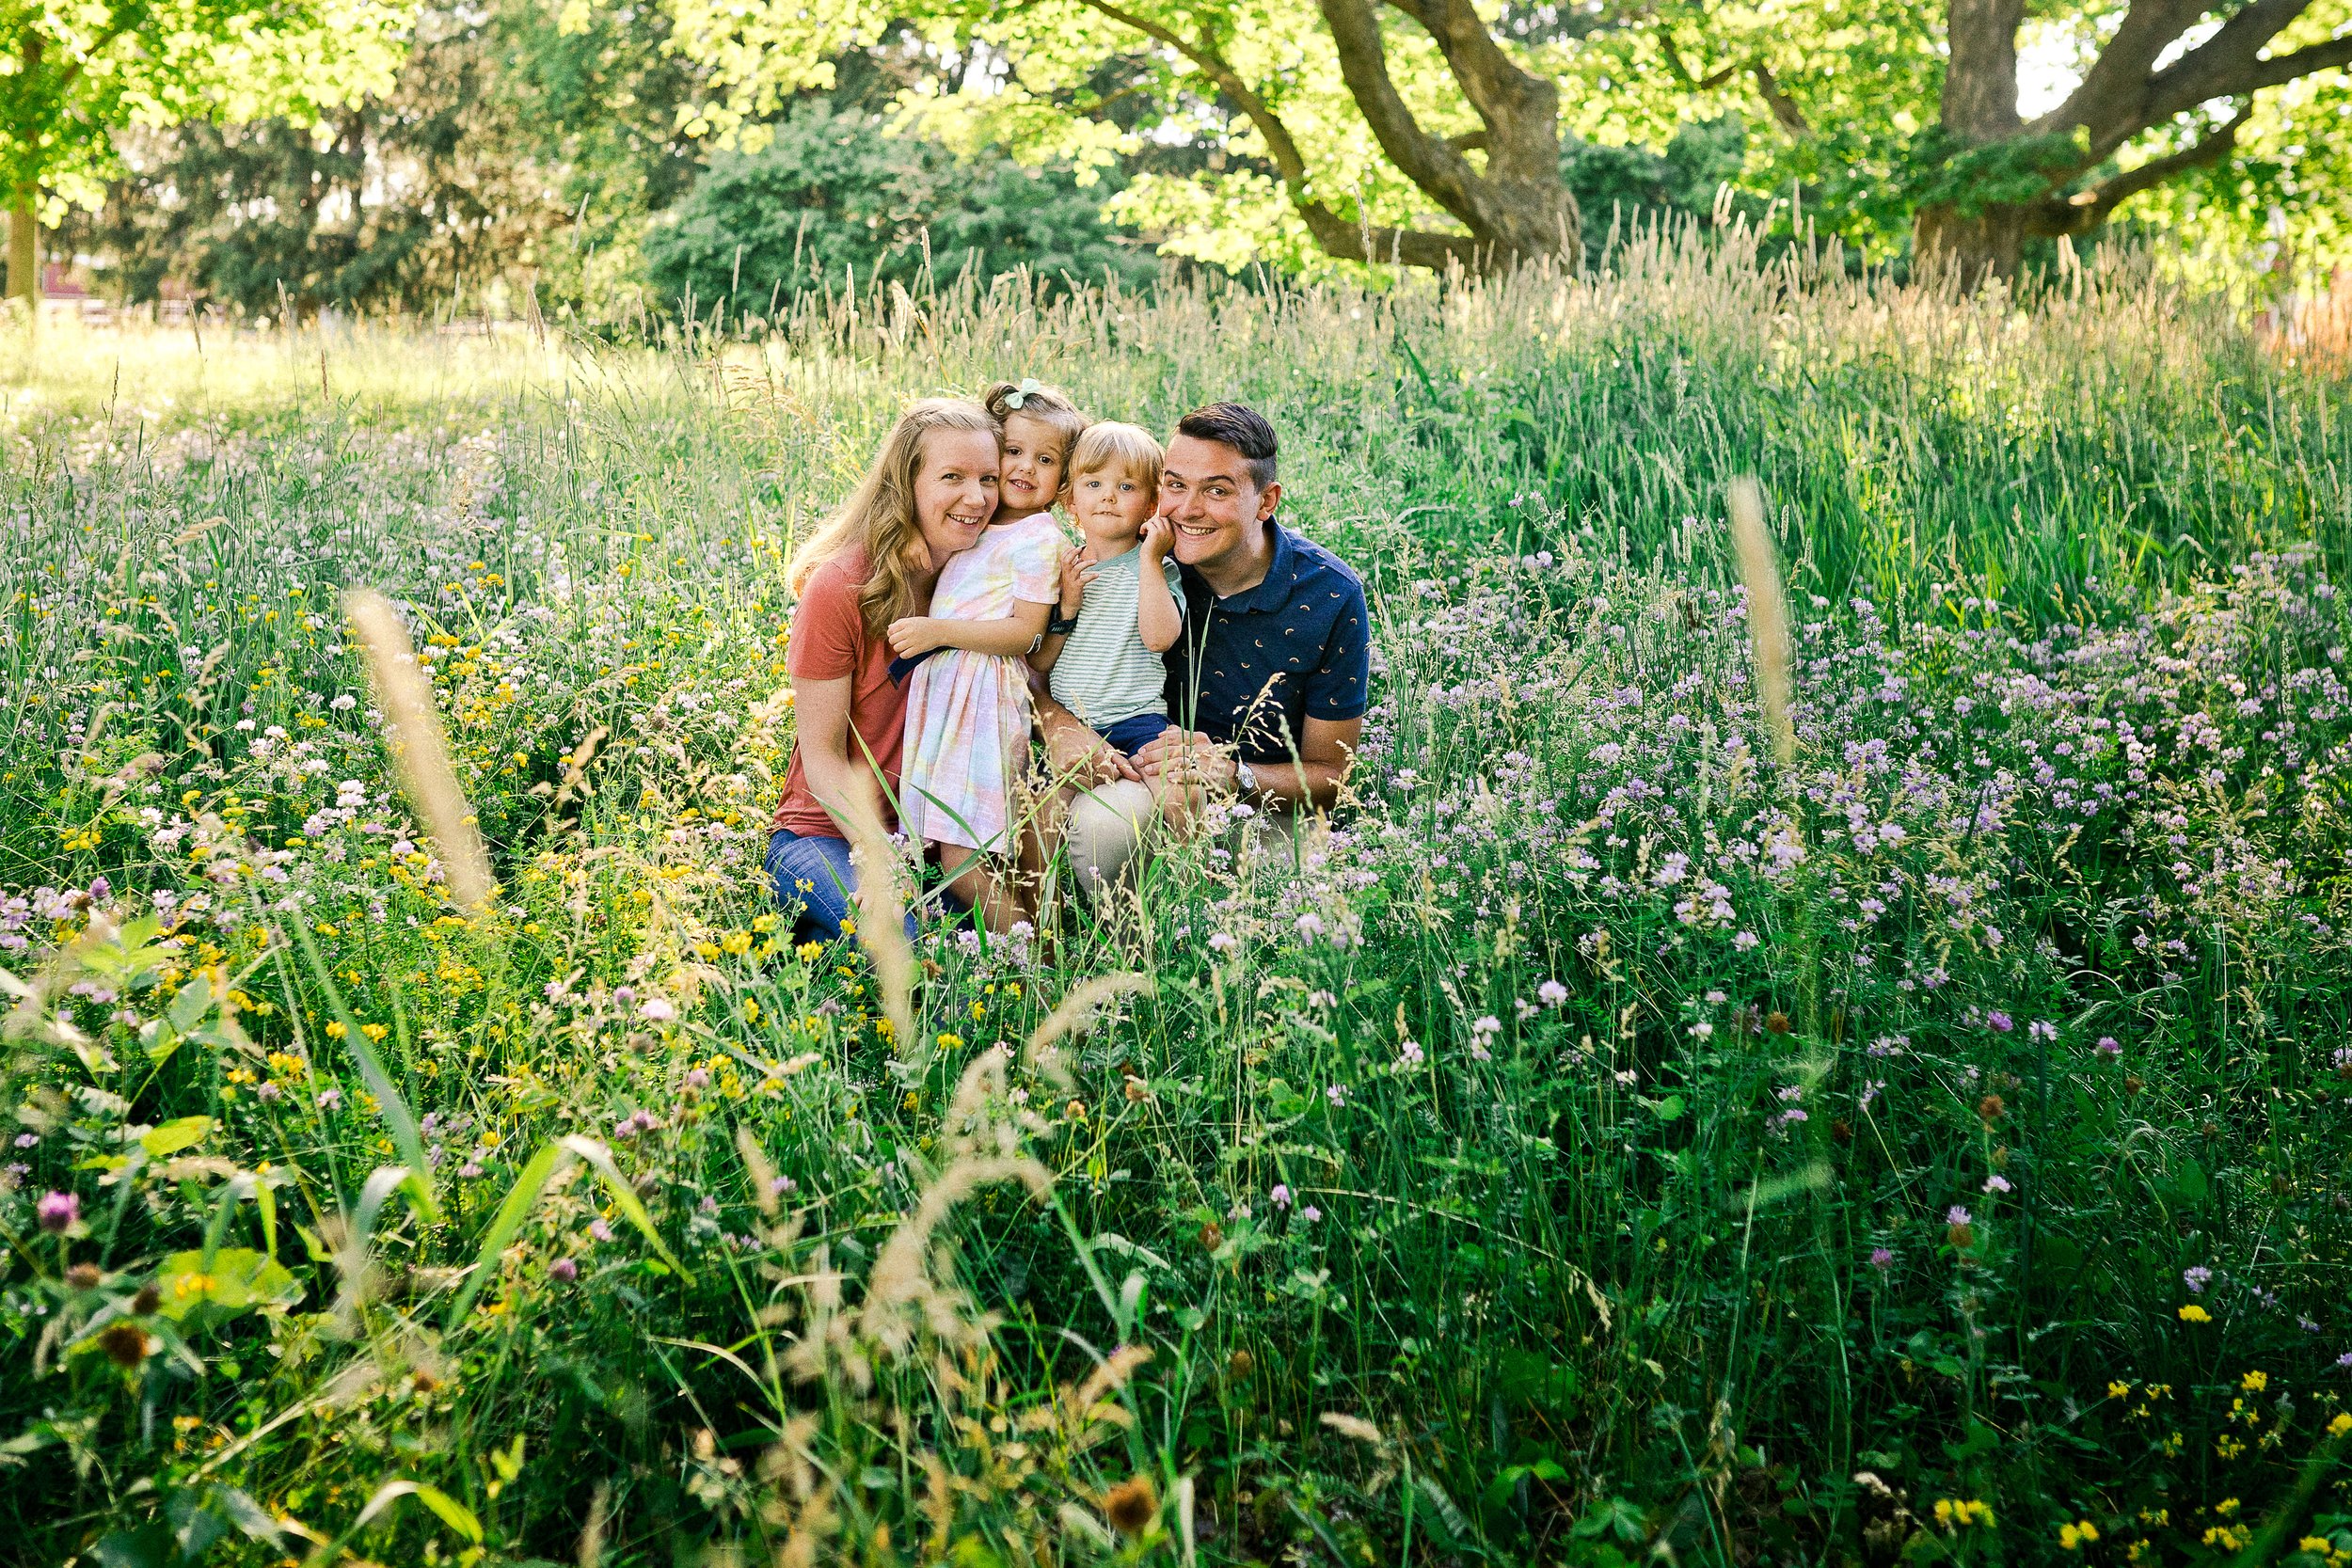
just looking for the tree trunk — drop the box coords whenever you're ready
[8,191,34,312]
[1913,200,2030,288]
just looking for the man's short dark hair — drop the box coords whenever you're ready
[1176,402,1278,490]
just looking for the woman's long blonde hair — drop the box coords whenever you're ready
[788,399,1000,641]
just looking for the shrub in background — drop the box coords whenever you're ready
[642,103,1159,319]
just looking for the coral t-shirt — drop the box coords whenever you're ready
[771,548,907,837]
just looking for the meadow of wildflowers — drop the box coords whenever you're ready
[4,235,2352,1565]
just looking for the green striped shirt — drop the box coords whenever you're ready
[1049,546,1186,729]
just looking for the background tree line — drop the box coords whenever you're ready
[14,0,2352,316]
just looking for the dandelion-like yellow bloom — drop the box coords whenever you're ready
[2178,1304,2212,1322]
[2242,1370,2268,1392]
[2058,1521,2099,1550]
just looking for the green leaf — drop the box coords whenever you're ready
[288,923,439,1224]
[140,1116,213,1157]
[352,1480,483,1543]
[446,1139,568,1329]
[411,1485,484,1544]
[561,1135,694,1283]
[153,1248,304,1321]
[1943,1420,1999,1462]
[167,976,217,1033]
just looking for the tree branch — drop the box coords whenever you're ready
[2032,99,2253,233]
[1073,0,1483,267]
[1753,62,1812,139]
[1656,25,1747,90]
[1657,29,1808,139]
[1380,0,1562,183]
[2224,26,2352,93]
[2032,0,2207,139]
[1316,0,1486,225]
[2126,0,2318,144]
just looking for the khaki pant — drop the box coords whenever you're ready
[1057,778,1322,896]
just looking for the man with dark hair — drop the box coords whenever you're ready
[1034,400,1372,884]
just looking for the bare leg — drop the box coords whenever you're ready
[931,840,1029,935]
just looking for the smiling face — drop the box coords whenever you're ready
[1156,433,1279,572]
[998,412,1070,517]
[1070,462,1155,551]
[911,427,1001,567]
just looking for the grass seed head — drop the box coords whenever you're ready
[1103,1475,1158,1536]
[1726,476,1795,768]
[343,589,496,909]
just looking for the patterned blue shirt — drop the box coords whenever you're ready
[1166,520,1372,762]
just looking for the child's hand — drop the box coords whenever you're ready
[1058,547,1098,619]
[1139,515,1174,562]
[886,616,940,657]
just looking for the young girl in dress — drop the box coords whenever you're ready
[889,379,1085,930]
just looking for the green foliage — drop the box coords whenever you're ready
[3,250,2351,1562]
[643,103,1159,316]
[0,0,409,219]
[98,0,702,319]
[1562,116,1760,245]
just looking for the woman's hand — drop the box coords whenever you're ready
[885,616,941,657]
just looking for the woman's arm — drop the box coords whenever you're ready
[889,599,1055,658]
[1136,519,1182,654]
[792,673,889,828]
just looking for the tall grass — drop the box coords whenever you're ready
[3,240,2350,1567]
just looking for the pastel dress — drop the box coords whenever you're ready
[900,511,1066,852]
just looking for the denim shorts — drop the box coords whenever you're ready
[1098,712,1173,757]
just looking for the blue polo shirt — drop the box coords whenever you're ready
[1166,520,1372,761]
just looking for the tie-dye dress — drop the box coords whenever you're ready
[901,511,1066,852]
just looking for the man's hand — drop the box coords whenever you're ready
[1043,711,1141,785]
[1057,547,1098,620]
[885,616,942,657]
[1134,727,1238,797]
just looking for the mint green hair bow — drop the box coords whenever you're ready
[1002,378,1045,409]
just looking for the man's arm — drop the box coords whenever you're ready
[1132,717,1360,812]
[1029,675,1143,784]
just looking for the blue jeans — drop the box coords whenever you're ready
[1100,712,1172,756]
[768,830,858,942]
[767,829,927,942]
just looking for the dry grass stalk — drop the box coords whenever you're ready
[1726,477,1796,768]
[1023,972,1153,1085]
[343,589,496,908]
[829,791,915,1055]
[1320,1411,1386,1446]
[576,1482,609,1568]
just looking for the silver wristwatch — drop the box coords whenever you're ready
[1233,760,1260,800]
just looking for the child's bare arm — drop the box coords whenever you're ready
[889,599,1056,658]
[1136,518,1183,653]
[1030,548,1097,674]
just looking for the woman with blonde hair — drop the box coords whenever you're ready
[768,398,1000,939]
